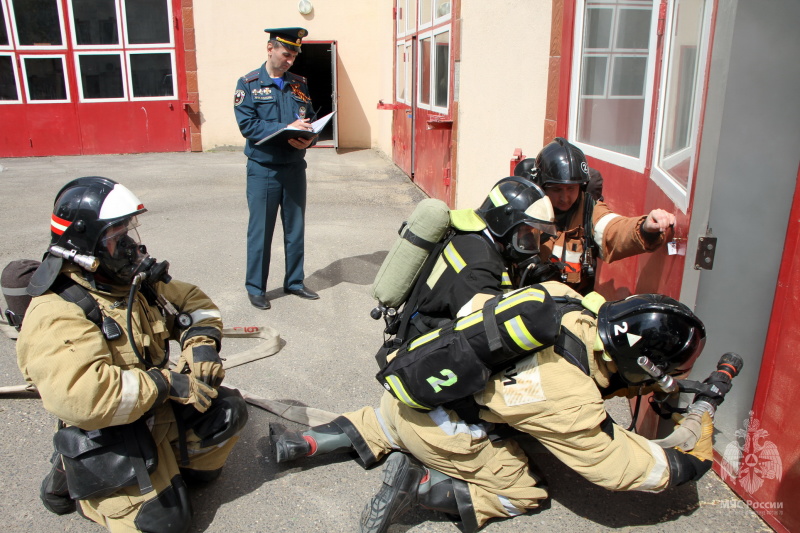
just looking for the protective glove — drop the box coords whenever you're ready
[177,342,225,388]
[147,368,217,413]
[678,411,714,463]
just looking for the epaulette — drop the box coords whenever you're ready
[241,69,260,83]
[287,72,307,84]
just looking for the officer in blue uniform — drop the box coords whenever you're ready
[234,27,319,309]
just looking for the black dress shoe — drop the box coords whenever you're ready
[248,293,271,309]
[283,286,319,300]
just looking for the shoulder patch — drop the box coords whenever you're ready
[288,72,307,84]
[242,69,259,83]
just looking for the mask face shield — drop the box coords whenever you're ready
[510,224,542,256]
[95,216,149,284]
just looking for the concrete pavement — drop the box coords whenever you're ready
[0,149,771,532]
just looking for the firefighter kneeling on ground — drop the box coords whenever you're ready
[271,281,714,532]
[15,177,248,533]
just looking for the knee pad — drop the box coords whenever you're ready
[180,386,249,448]
[134,476,192,533]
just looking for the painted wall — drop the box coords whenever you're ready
[193,0,393,152]
[454,1,552,209]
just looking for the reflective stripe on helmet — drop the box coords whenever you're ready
[51,213,71,235]
[488,185,509,207]
[98,183,146,220]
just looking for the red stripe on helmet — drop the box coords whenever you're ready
[51,214,72,235]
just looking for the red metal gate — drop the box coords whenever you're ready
[0,0,190,157]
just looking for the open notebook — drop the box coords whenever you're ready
[255,111,336,146]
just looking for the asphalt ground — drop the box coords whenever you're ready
[0,149,771,532]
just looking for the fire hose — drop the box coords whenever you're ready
[645,352,743,451]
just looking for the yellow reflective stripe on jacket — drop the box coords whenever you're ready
[495,287,545,314]
[385,375,429,410]
[443,241,466,273]
[504,315,544,351]
[501,272,512,287]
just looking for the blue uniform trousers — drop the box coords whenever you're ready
[245,158,307,295]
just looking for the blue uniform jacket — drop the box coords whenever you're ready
[234,63,314,165]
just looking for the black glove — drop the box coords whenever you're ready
[147,368,217,412]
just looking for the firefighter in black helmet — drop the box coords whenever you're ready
[17,177,248,532]
[271,279,717,533]
[395,176,556,340]
[515,138,675,294]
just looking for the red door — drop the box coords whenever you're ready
[391,0,455,205]
[0,0,190,157]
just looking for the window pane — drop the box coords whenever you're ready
[1,55,18,100]
[616,8,651,49]
[406,0,416,33]
[586,7,612,49]
[125,0,169,45]
[576,0,653,158]
[433,31,449,108]
[396,0,403,34]
[420,0,431,25]
[130,53,173,97]
[73,0,119,45]
[12,0,63,46]
[610,56,646,96]
[79,54,123,98]
[419,37,430,105]
[405,43,411,102]
[396,43,405,101]
[581,56,607,96]
[657,0,707,189]
[1,7,9,46]
[24,56,67,100]
[436,0,451,18]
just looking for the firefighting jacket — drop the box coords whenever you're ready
[541,193,666,292]
[16,266,222,432]
[476,281,672,491]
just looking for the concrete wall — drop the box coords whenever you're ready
[193,0,394,152]
[454,1,553,209]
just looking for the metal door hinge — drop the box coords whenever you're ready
[694,232,717,270]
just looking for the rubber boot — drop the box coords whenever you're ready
[40,453,76,515]
[418,468,480,533]
[359,452,427,533]
[271,421,354,463]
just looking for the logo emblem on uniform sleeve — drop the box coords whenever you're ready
[234,89,246,107]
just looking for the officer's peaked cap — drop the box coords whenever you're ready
[265,27,307,52]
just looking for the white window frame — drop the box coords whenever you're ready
[121,0,173,49]
[0,52,22,103]
[19,54,70,103]
[416,25,450,114]
[650,0,713,212]
[395,39,413,105]
[1,0,14,50]
[125,49,176,100]
[433,0,451,25]
[396,0,417,38]
[8,0,67,50]
[395,40,406,103]
[568,0,660,173]
[74,50,127,102]
[67,0,124,50]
